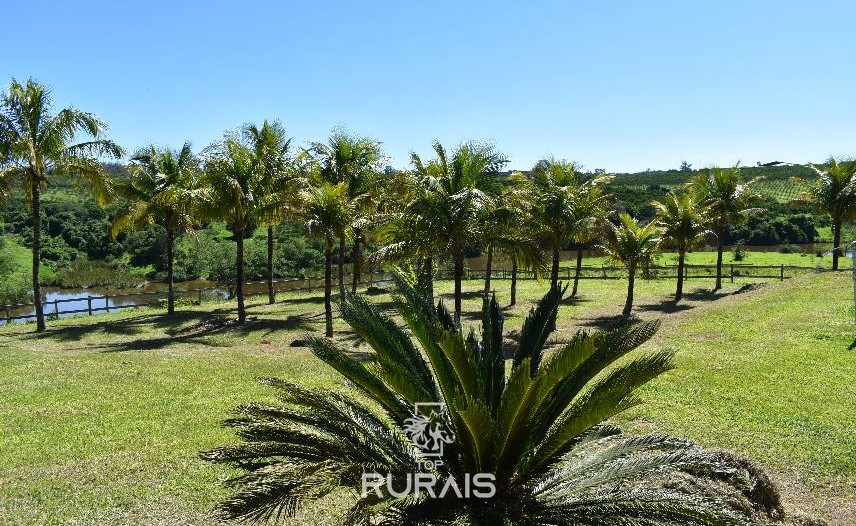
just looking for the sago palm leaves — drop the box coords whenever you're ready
[687,166,764,290]
[653,193,712,302]
[0,77,124,331]
[112,143,200,314]
[600,213,661,316]
[203,272,767,525]
[791,158,856,270]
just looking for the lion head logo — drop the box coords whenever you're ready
[403,402,456,457]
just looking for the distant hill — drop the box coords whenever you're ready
[606,164,816,203]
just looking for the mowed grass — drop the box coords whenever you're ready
[0,272,853,525]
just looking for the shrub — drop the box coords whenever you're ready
[50,259,146,289]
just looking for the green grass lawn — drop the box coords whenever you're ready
[561,249,849,269]
[0,273,853,525]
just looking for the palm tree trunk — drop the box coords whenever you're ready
[483,245,493,295]
[338,235,346,297]
[166,226,175,314]
[351,229,361,294]
[423,256,434,300]
[571,245,583,297]
[324,236,333,337]
[623,265,636,317]
[832,219,842,270]
[550,246,560,290]
[267,226,275,304]
[453,252,464,321]
[510,259,517,306]
[675,250,685,302]
[714,226,724,291]
[236,231,246,324]
[31,178,45,332]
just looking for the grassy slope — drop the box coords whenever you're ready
[0,274,853,525]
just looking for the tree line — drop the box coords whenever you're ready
[2,78,854,332]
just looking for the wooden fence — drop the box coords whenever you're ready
[0,263,825,323]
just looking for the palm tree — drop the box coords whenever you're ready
[527,159,611,291]
[792,158,856,270]
[0,78,123,331]
[409,141,507,319]
[301,181,352,337]
[688,166,763,290]
[310,130,383,296]
[488,174,547,305]
[601,212,661,316]
[112,143,199,314]
[203,272,769,525]
[200,135,261,324]
[244,120,295,304]
[653,193,712,302]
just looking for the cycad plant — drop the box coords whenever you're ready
[688,166,763,290]
[0,78,123,331]
[792,158,856,270]
[203,272,767,525]
[601,213,661,316]
[653,193,712,302]
[112,143,199,314]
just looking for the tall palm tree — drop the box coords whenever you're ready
[409,141,507,319]
[601,212,661,316]
[688,165,763,290]
[203,272,769,525]
[310,130,383,296]
[112,143,199,314]
[792,158,856,270]
[301,180,352,337]
[0,78,123,331]
[653,192,712,302]
[487,174,547,305]
[244,120,295,304]
[527,159,611,290]
[200,135,261,324]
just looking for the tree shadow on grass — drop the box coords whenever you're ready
[637,300,695,314]
[99,313,321,353]
[18,310,220,343]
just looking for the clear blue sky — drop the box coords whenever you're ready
[4,0,854,173]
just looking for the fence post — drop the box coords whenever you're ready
[730,264,734,283]
[780,264,784,281]
[105,296,110,313]
[87,296,92,316]
[54,300,59,316]
[307,277,311,291]
[198,289,203,303]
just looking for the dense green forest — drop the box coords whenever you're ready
[0,162,836,295]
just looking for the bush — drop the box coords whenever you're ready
[49,259,147,289]
[0,274,32,307]
[733,241,746,261]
